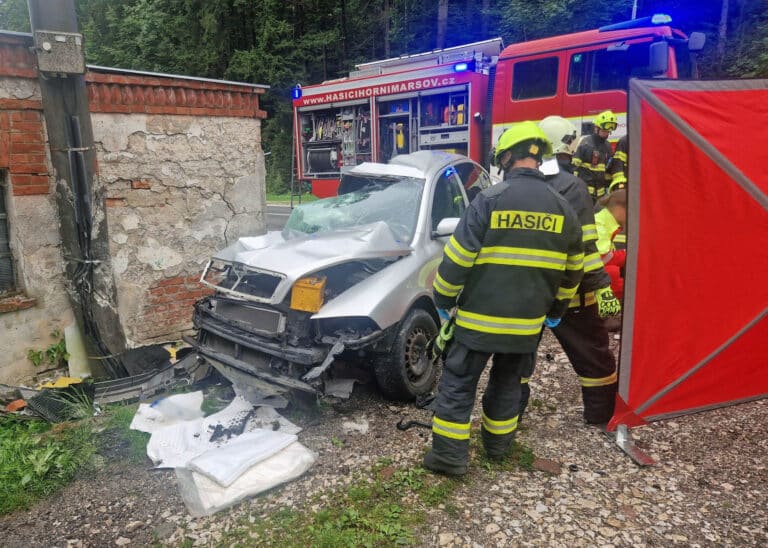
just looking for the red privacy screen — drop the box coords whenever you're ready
[609,79,768,429]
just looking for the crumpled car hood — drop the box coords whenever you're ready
[213,221,412,303]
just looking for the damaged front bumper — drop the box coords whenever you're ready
[191,296,393,397]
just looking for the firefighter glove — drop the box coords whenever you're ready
[437,308,451,322]
[544,316,561,329]
[431,317,455,362]
[596,286,621,318]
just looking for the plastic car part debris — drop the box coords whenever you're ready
[301,340,346,382]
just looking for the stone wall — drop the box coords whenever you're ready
[0,31,268,382]
[93,110,266,345]
[0,33,76,383]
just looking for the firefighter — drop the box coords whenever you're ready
[424,121,584,475]
[607,134,629,184]
[516,115,622,426]
[574,110,617,201]
[605,141,629,252]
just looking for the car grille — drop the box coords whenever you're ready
[210,299,285,337]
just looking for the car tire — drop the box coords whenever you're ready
[374,308,438,401]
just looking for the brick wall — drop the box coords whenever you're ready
[0,31,266,375]
[0,36,50,197]
[138,275,213,342]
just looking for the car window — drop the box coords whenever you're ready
[285,176,424,242]
[431,167,466,232]
[454,162,490,204]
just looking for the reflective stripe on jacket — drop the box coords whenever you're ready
[433,167,584,354]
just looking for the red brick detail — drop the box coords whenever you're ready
[131,179,152,190]
[86,71,266,119]
[138,274,213,340]
[0,113,8,168]
[2,106,50,194]
[12,185,49,196]
[0,36,38,78]
[106,197,127,207]
[0,294,38,314]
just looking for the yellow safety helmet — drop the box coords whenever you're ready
[493,121,552,166]
[594,110,618,131]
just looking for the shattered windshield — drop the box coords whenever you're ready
[284,176,425,242]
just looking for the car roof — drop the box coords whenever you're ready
[347,151,469,180]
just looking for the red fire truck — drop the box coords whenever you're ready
[292,15,704,197]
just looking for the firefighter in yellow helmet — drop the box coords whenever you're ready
[573,110,617,202]
[425,121,584,475]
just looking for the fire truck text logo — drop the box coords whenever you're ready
[302,77,458,105]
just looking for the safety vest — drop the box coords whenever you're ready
[594,207,620,256]
[433,167,584,354]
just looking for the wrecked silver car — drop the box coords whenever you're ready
[191,151,492,400]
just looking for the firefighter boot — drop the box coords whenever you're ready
[481,426,516,462]
[582,383,618,425]
[422,435,468,476]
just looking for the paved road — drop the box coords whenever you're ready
[266,203,292,231]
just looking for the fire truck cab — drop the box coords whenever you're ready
[491,17,705,146]
[292,16,704,197]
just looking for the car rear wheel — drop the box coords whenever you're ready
[374,308,438,400]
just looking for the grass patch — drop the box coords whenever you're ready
[0,399,154,515]
[218,463,459,547]
[0,414,96,514]
[266,192,318,203]
[99,403,150,463]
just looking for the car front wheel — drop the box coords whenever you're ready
[374,308,438,401]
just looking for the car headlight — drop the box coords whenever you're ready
[290,276,326,313]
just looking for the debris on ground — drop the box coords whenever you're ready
[132,390,316,517]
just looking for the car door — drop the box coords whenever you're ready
[430,165,466,232]
[454,160,491,204]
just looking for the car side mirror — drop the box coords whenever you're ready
[649,41,669,76]
[433,217,460,238]
[687,32,706,52]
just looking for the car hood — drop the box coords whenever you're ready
[213,221,412,302]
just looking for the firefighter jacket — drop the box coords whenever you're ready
[433,167,584,354]
[608,134,628,179]
[545,166,611,295]
[573,133,612,200]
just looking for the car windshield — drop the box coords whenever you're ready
[284,176,425,242]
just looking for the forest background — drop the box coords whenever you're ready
[1,0,765,194]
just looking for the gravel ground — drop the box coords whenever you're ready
[1,331,766,547]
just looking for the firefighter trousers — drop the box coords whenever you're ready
[429,340,533,467]
[520,303,617,424]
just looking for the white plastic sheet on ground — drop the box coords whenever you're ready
[130,391,316,516]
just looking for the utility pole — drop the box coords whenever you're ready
[27,0,127,377]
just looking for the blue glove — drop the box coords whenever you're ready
[544,316,561,329]
[437,308,451,322]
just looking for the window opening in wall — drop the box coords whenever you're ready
[0,171,15,296]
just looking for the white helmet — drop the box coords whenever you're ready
[538,116,580,156]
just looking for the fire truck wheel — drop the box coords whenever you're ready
[374,308,438,401]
